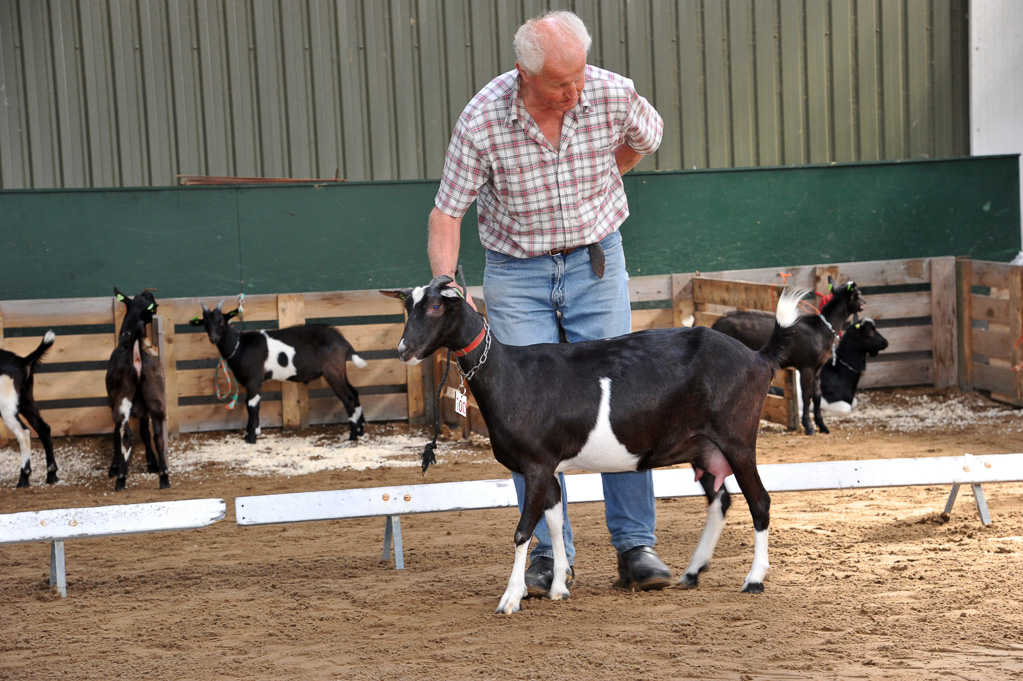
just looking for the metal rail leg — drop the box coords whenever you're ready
[380,515,405,570]
[49,540,67,597]
[943,484,992,526]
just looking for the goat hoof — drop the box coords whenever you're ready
[677,573,700,589]
[244,433,258,444]
[17,476,30,489]
[159,475,171,490]
[741,581,765,595]
[114,478,127,492]
[46,471,59,485]
[819,424,831,434]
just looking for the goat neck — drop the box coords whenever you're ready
[214,322,243,363]
[819,282,864,332]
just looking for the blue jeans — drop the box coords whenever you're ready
[482,229,657,565]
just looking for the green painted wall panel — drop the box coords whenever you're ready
[1,158,1018,302]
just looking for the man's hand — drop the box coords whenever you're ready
[429,207,477,310]
[615,144,644,175]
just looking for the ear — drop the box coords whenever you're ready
[827,275,836,291]
[225,308,241,320]
[114,287,129,304]
[189,316,203,327]
[440,287,463,299]
[380,288,412,301]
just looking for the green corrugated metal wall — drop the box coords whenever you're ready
[0,0,969,189]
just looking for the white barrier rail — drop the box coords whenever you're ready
[0,498,227,596]
[236,453,1023,569]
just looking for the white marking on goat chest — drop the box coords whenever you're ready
[556,377,639,473]
[261,332,298,381]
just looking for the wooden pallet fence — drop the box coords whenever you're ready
[956,258,1023,406]
[0,289,417,439]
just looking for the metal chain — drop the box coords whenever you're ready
[456,319,491,387]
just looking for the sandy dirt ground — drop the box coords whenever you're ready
[2,387,1023,681]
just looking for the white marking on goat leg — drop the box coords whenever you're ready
[680,495,726,586]
[742,529,770,592]
[261,332,298,381]
[255,426,262,436]
[0,376,31,468]
[557,377,640,473]
[349,405,363,423]
[497,541,530,614]
[119,398,133,464]
[248,394,261,408]
[545,499,571,601]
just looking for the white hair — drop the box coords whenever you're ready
[514,10,592,75]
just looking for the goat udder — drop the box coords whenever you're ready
[693,449,734,492]
[132,341,142,378]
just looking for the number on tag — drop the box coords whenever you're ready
[455,389,468,417]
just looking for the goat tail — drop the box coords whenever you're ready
[350,353,368,369]
[25,330,56,368]
[758,288,810,369]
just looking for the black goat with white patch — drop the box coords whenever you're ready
[382,276,806,614]
[106,288,169,491]
[2,331,56,487]
[190,299,368,444]
[711,277,865,435]
[820,317,889,414]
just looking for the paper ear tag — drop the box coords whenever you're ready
[455,388,468,418]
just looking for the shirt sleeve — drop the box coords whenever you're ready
[434,116,489,219]
[622,89,663,156]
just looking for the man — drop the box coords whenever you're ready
[427,10,671,595]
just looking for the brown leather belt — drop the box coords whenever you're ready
[542,244,606,278]
[545,247,579,257]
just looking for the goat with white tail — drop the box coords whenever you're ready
[2,331,57,487]
[383,277,807,614]
[190,298,368,444]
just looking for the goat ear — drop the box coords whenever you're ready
[827,275,836,291]
[439,287,463,299]
[113,287,129,303]
[225,308,241,320]
[188,316,203,327]
[379,288,412,301]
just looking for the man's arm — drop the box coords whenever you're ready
[428,206,477,308]
[428,207,462,278]
[615,144,645,175]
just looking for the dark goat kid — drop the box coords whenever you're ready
[711,277,865,435]
[190,299,368,444]
[820,317,889,414]
[105,288,169,490]
[2,331,56,487]
[382,276,806,614]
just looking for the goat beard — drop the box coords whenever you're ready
[420,441,437,474]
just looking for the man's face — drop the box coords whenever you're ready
[518,44,586,114]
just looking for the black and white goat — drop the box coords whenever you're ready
[190,299,368,443]
[820,317,889,414]
[382,276,806,614]
[2,331,56,487]
[106,288,169,490]
[711,277,865,435]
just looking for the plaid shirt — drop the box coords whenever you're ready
[435,65,663,258]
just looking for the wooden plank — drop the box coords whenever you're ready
[303,289,406,319]
[971,260,1013,288]
[970,294,1010,325]
[1009,265,1023,404]
[672,273,694,328]
[631,308,673,331]
[277,293,308,430]
[628,275,674,303]
[1,498,226,544]
[957,257,974,391]
[930,256,957,388]
[880,325,932,354]
[160,305,180,437]
[973,327,1012,362]
[33,370,109,401]
[310,392,408,425]
[692,277,781,311]
[44,406,113,437]
[973,363,1021,403]
[693,311,722,328]
[334,323,403,352]
[0,332,112,362]
[176,359,404,398]
[858,359,932,389]
[0,297,114,328]
[177,402,273,434]
[836,258,933,286]
[860,290,932,321]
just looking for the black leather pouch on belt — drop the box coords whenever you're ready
[587,243,605,278]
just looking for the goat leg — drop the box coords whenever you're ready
[244,390,262,444]
[497,475,552,614]
[811,374,829,434]
[544,477,571,601]
[730,462,771,594]
[138,415,160,473]
[679,472,733,589]
[20,405,56,484]
[799,370,816,435]
[5,411,33,488]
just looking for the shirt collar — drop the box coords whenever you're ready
[503,72,592,126]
